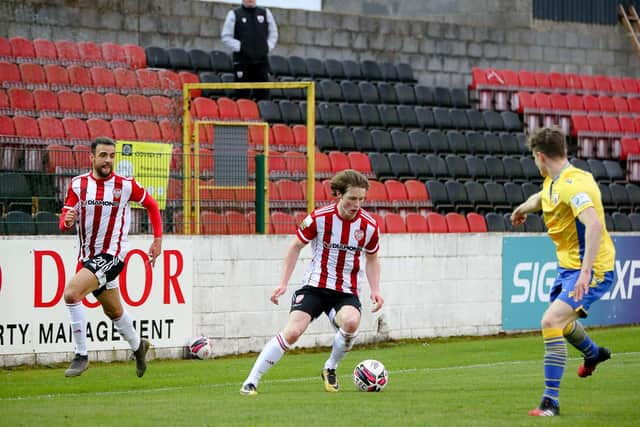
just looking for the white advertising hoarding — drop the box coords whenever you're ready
[0,237,192,355]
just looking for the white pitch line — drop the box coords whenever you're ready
[1,352,638,402]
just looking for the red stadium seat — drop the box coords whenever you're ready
[46,144,74,173]
[0,62,21,83]
[271,211,297,234]
[159,119,180,142]
[33,89,59,112]
[284,151,306,175]
[100,42,126,64]
[179,71,201,97]
[384,213,406,233]
[347,151,373,176]
[580,75,597,92]
[292,124,307,148]
[276,179,305,203]
[405,213,428,232]
[0,89,7,110]
[566,74,583,91]
[237,99,260,120]
[150,95,175,116]
[621,77,639,93]
[37,117,65,139]
[366,180,389,206]
[87,118,114,139]
[533,71,551,89]
[8,88,34,111]
[369,212,386,233]
[89,66,116,88]
[620,138,640,161]
[81,91,107,115]
[192,97,219,119]
[225,210,252,234]
[54,40,81,62]
[44,64,69,86]
[136,69,160,89]
[315,152,332,177]
[111,118,137,140]
[565,94,584,111]
[619,116,637,134]
[134,120,162,141]
[62,117,90,140]
[582,95,599,112]
[201,211,227,235]
[609,77,625,94]
[122,44,146,69]
[0,37,11,57]
[301,179,327,202]
[9,36,35,58]
[589,115,605,133]
[426,212,447,233]
[68,65,92,88]
[113,67,139,90]
[57,91,84,114]
[0,115,15,136]
[594,75,611,93]
[33,89,59,111]
[77,41,104,62]
[13,116,40,138]
[73,144,92,170]
[603,116,621,133]
[384,179,409,204]
[514,91,534,114]
[105,93,130,116]
[217,97,241,119]
[597,96,615,112]
[269,150,288,176]
[321,179,333,200]
[158,69,182,91]
[14,116,43,171]
[571,115,590,137]
[466,212,488,232]
[404,180,429,203]
[628,97,640,114]
[547,72,567,90]
[517,70,536,89]
[272,123,294,148]
[127,94,153,116]
[612,96,629,113]
[328,151,350,173]
[19,63,46,85]
[445,212,470,233]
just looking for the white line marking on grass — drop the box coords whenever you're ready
[1,352,638,402]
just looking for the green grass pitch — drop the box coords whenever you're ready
[1,326,639,426]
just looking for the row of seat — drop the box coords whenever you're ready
[470,67,640,111]
[316,127,527,156]
[0,62,197,94]
[1,89,179,121]
[0,36,145,68]
[516,91,640,115]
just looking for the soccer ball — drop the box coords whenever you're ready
[353,359,388,392]
[188,336,212,359]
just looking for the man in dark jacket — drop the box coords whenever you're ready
[221,0,278,101]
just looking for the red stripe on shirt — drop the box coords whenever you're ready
[333,216,351,293]
[101,175,122,253]
[350,219,368,295]
[79,176,88,260]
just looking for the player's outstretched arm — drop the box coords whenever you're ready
[140,195,163,267]
[511,191,542,226]
[365,251,383,312]
[271,237,305,305]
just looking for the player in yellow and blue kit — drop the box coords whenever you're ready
[511,127,615,417]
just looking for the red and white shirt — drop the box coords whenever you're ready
[63,172,147,262]
[296,203,380,296]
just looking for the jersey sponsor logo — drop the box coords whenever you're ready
[571,192,592,209]
[322,241,363,252]
[84,199,119,207]
[353,229,365,241]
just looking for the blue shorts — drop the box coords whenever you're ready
[549,268,614,318]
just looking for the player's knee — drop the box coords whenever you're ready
[340,315,360,334]
[103,306,123,320]
[63,288,81,304]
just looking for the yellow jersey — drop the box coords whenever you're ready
[540,164,615,274]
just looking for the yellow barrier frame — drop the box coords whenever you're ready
[182,81,316,235]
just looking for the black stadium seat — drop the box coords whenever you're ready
[415,106,435,129]
[450,109,470,130]
[370,129,394,152]
[603,160,625,182]
[609,183,631,212]
[465,155,489,180]
[434,87,452,107]
[269,55,290,77]
[358,81,380,104]
[358,103,382,127]
[340,80,362,103]
[484,155,506,181]
[409,130,431,152]
[324,59,345,80]
[368,152,394,180]
[426,180,454,212]
[339,103,361,126]
[189,49,211,71]
[360,60,383,81]
[407,154,431,179]
[482,110,505,131]
[599,183,614,210]
[504,182,525,206]
[377,82,397,104]
[210,50,232,72]
[414,85,434,105]
[485,212,507,231]
[433,107,453,129]
[629,213,640,231]
[397,105,419,128]
[353,128,374,152]
[466,131,488,154]
[318,79,343,102]
[605,212,614,231]
[387,153,413,179]
[445,154,469,179]
[502,156,525,182]
[257,100,281,122]
[450,88,469,108]
[447,131,468,154]
[35,210,60,234]
[145,46,170,68]
[396,63,417,83]
[288,56,308,77]
[425,153,449,178]
[522,182,540,199]
[167,47,191,70]
[305,57,326,78]
[315,126,335,151]
[445,179,473,212]
[428,130,449,154]
[571,157,590,173]
[380,62,399,81]
[612,212,632,232]
[342,59,363,80]
[279,100,302,124]
[394,83,416,104]
[317,102,342,126]
[332,127,357,152]
[499,133,521,155]
[5,210,35,235]
[465,181,491,212]
[390,129,413,153]
[465,109,486,130]
[501,111,523,131]
[377,105,400,128]
[626,183,640,208]
[524,213,545,232]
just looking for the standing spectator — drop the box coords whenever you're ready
[239,169,384,395]
[511,127,615,417]
[60,137,163,378]
[221,0,278,101]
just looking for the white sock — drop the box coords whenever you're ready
[324,328,357,370]
[67,302,88,356]
[244,333,290,387]
[113,310,141,352]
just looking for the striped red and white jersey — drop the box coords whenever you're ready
[63,172,147,262]
[296,203,380,296]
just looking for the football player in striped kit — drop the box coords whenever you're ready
[240,169,384,395]
[59,137,163,378]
